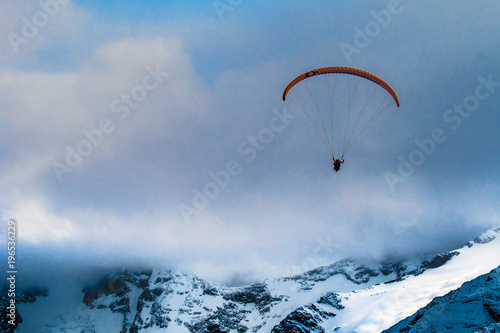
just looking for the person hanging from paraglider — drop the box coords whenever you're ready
[282,67,400,172]
[333,156,344,172]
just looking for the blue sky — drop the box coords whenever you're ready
[1,0,500,286]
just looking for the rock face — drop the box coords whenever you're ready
[271,292,344,333]
[383,266,500,333]
[80,270,287,333]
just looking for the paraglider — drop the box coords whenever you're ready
[333,158,344,172]
[282,67,399,172]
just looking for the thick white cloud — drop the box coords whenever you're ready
[0,0,90,61]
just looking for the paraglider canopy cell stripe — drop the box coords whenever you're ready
[282,67,400,107]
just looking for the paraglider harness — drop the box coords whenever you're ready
[333,156,344,172]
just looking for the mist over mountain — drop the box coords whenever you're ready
[4,226,498,333]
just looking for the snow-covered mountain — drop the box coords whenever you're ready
[6,226,500,333]
[383,265,500,333]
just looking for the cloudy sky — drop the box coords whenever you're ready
[1,0,500,287]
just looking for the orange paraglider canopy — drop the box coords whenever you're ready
[282,66,399,107]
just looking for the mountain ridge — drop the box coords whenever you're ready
[8,226,500,333]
